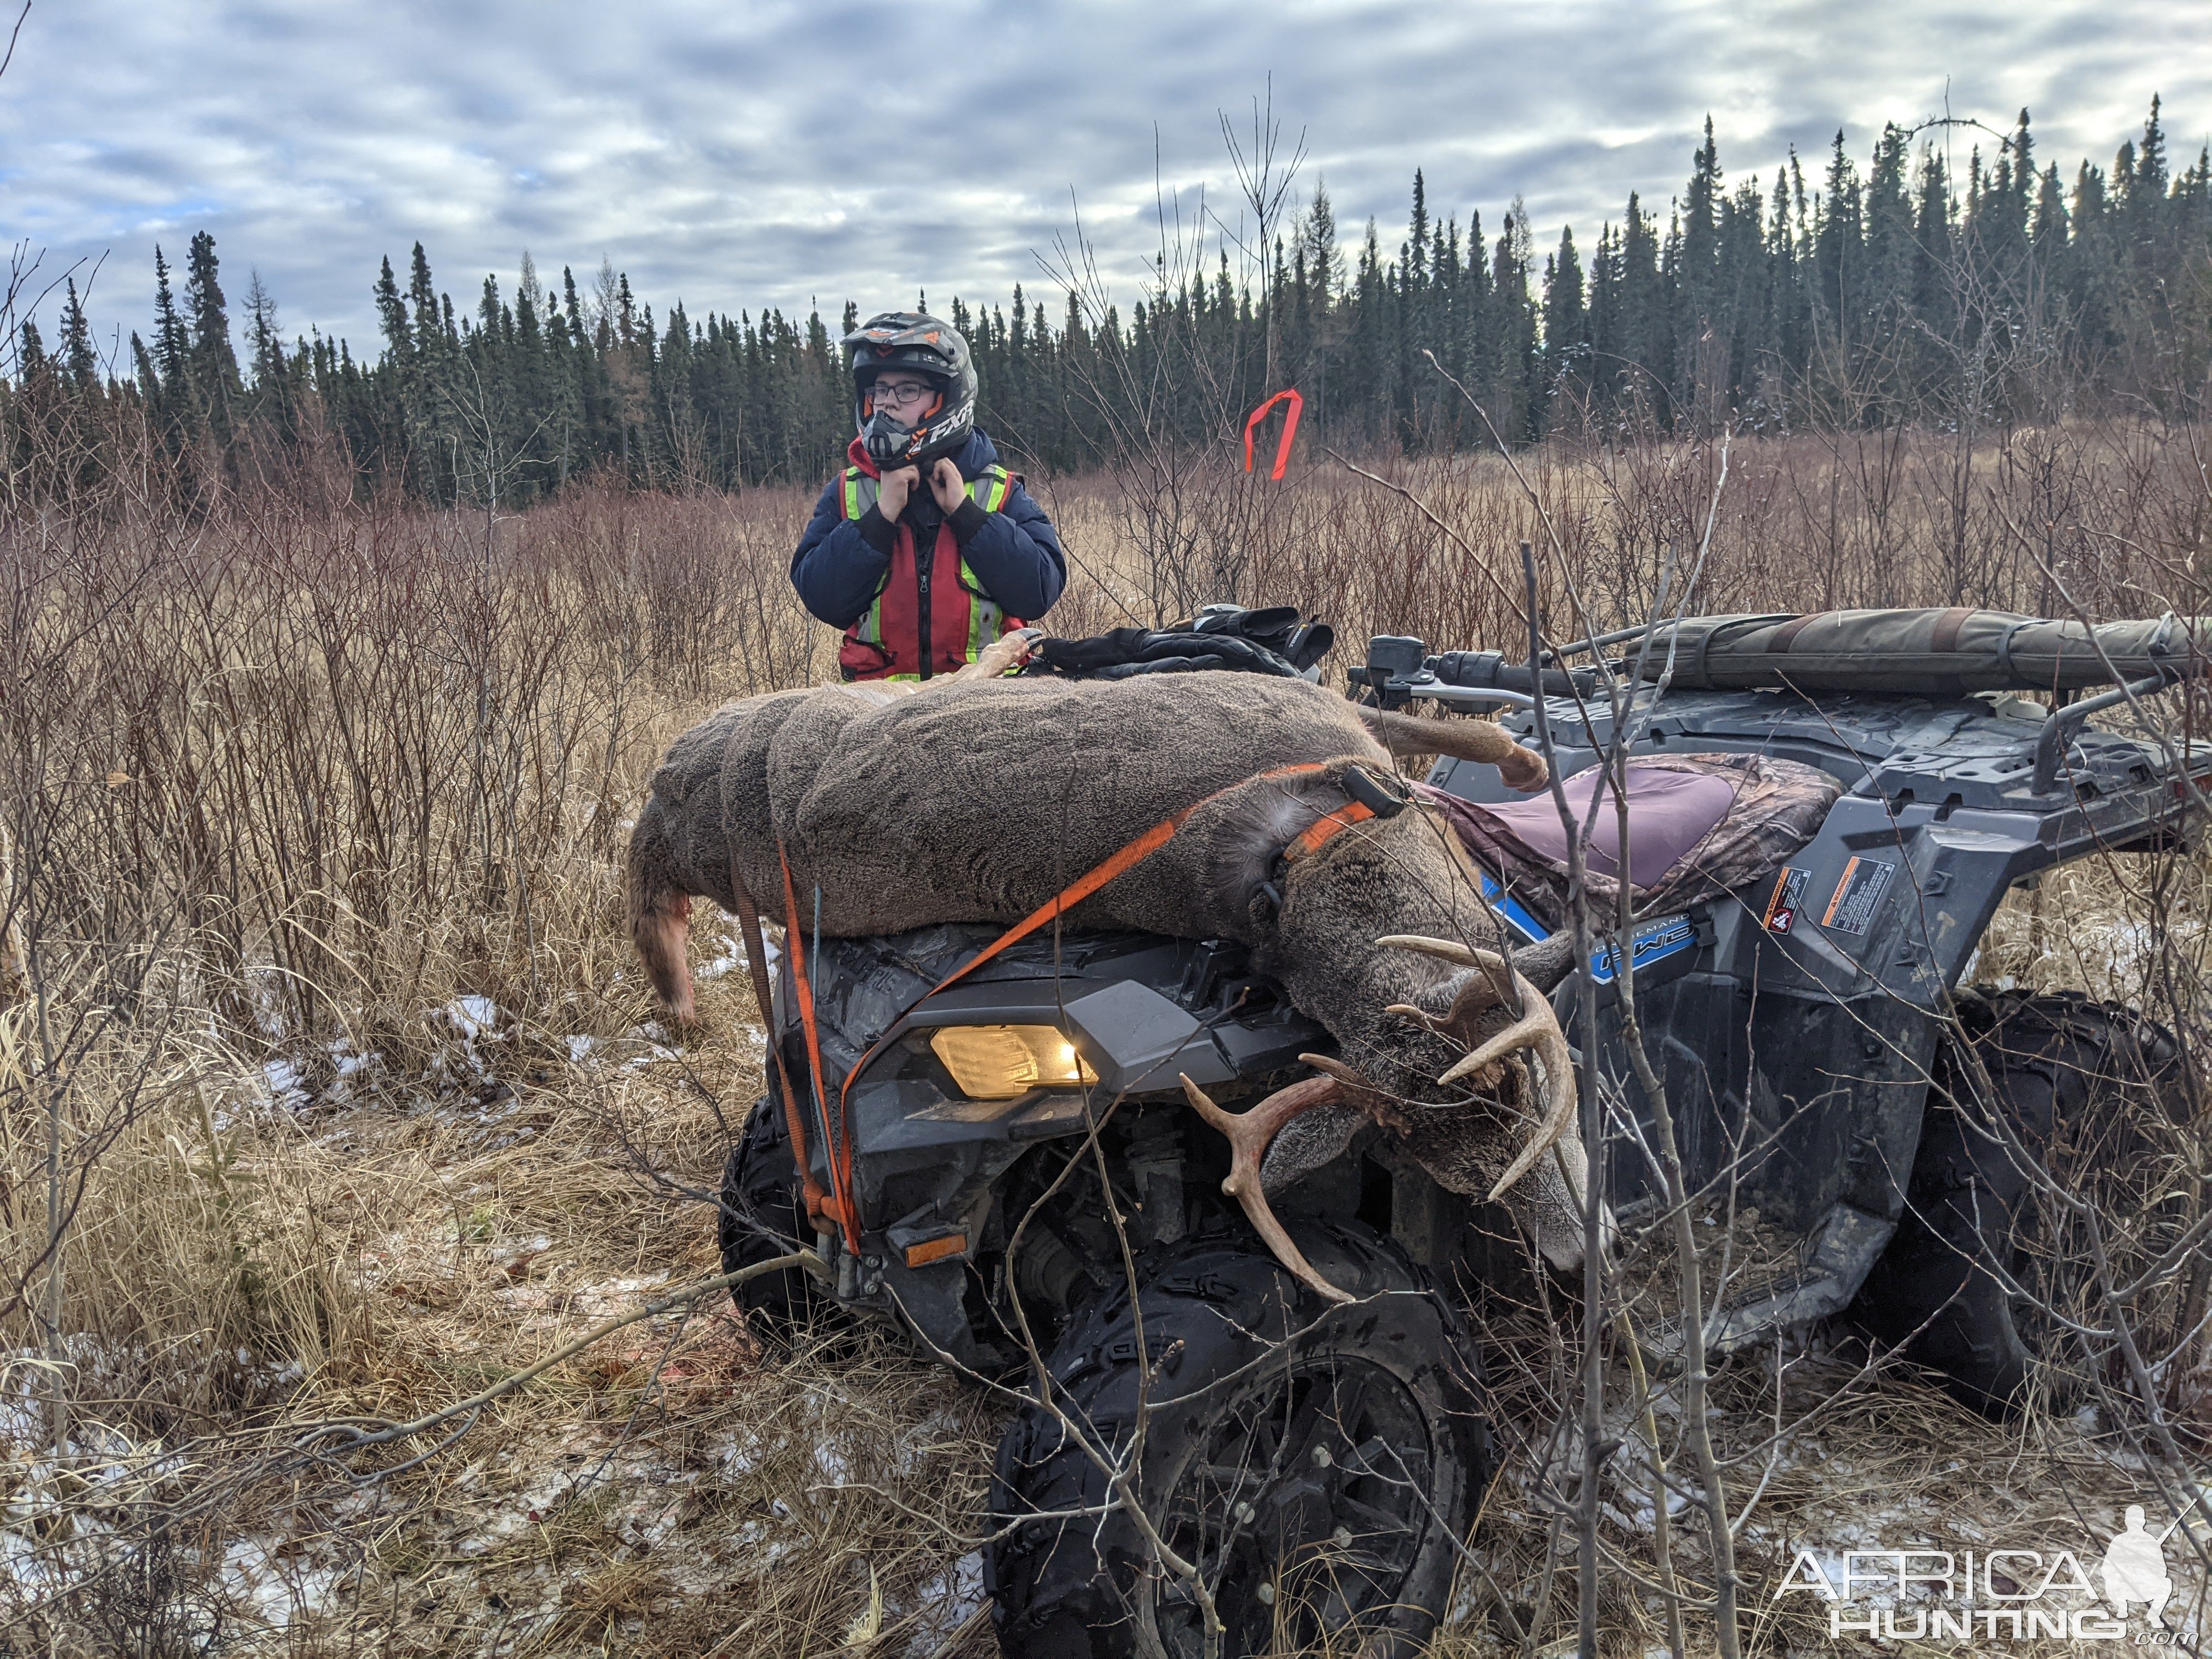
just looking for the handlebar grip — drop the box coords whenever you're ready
[1431,650,1598,700]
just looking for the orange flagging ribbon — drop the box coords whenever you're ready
[1243,389,1304,481]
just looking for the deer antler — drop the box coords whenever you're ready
[1178,1074,1356,1304]
[1376,934,1579,1203]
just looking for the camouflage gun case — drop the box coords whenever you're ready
[1635,608,2206,694]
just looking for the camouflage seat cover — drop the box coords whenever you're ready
[1416,752,1841,927]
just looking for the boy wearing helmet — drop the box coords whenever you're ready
[791,312,1066,681]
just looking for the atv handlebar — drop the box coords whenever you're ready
[1348,636,1601,710]
[1432,650,1600,701]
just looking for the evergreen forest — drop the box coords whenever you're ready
[10,99,2210,503]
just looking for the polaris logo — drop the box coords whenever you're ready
[1589,914,1695,985]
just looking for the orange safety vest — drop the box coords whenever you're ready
[834,462,1021,681]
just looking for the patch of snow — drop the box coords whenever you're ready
[262,1058,310,1111]
[445,995,500,1037]
[253,1039,384,1114]
[621,1023,681,1068]
[906,1550,985,1654]
[718,1427,766,1482]
[564,1272,672,1318]
[453,1462,591,1556]
[492,1235,552,1274]
[2095,921,2160,983]
[611,1492,687,1550]
[697,939,749,981]
[1617,1485,1693,1532]
[249,967,293,1043]
[324,1040,382,1104]
[813,1440,853,1485]
[1445,1578,1480,1629]
[218,1537,342,1633]
[428,995,511,1092]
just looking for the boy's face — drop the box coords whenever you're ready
[867,373,938,417]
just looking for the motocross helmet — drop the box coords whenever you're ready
[842,312,978,469]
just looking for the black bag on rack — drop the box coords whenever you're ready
[1024,603,1335,681]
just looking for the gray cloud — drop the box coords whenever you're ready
[4,0,2204,360]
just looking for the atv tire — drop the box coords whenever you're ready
[1859,989,2192,1413]
[718,1091,828,1340]
[986,1219,1493,1659]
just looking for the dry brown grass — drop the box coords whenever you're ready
[2,412,2209,1652]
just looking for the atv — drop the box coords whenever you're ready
[718,610,2206,1658]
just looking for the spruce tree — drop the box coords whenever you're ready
[1491,200,1538,439]
[1678,117,1723,358]
[58,278,98,390]
[374,256,409,357]
[1299,184,1341,306]
[1714,173,1769,408]
[408,244,444,359]
[1812,132,1864,348]
[150,245,188,396]
[1863,125,1914,318]
[1617,192,1666,405]
[1543,225,1589,382]
[1911,148,1956,325]
[245,270,284,387]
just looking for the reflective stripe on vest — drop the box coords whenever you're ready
[836,465,1019,680]
[840,464,1014,522]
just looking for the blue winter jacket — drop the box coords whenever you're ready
[789,429,1066,630]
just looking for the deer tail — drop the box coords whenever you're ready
[627,802,697,1023]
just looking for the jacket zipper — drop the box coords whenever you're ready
[915,509,934,679]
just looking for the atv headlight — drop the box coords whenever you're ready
[929,1025,1098,1100]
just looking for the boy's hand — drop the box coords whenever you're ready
[928,459,967,513]
[877,465,919,520]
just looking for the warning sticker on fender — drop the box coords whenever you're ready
[1762,866,1812,934]
[1820,857,1895,935]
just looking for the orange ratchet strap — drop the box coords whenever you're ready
[778,844,861,1248]
[728,858,831,1228]
[1282,799,1376,862]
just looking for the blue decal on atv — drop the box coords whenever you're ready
[1589,914,1696,985]
[1475,870,1550,944]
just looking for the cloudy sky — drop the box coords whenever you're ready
[4,0,2205,364]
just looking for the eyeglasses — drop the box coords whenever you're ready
[869,380,935,409]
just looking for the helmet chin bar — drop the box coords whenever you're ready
[861,409,922,467]
[857,391,973,470]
